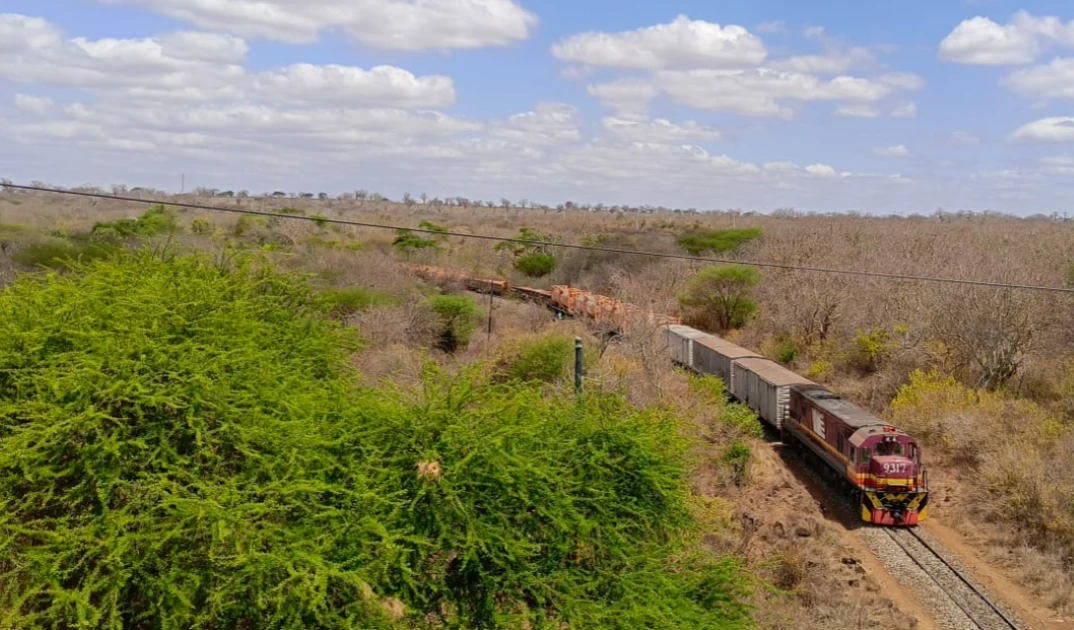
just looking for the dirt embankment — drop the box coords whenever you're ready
[742,437,1074,630]
[725,438,928,630]
[922,472,1074,630]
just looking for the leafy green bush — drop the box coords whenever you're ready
[495,334,574,383]
[494,227,553,257]
[677,228,762,256]
[318,286,397,316]
[678,265,760,333]
[190,216,215,235]
[687,374,763,439]
[721,404,764,439]
[804,360,834,380]
[232,215,267,237]
[392,228,439,255]
[723,441,752,486]
[428,294,483,352]
[10,237,118,270]
[91,204,179,242]
[852,326,896,373]
[767,333,799,364]
[0,222,28,254]
[0,251,753,628]
[418,220,449,235]
[514,252,557,278]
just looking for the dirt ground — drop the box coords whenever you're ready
[749,435,1074,630]
[728,436,925,630]
[922,469,1074,630]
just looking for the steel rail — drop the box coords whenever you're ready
[883,528,1020,630]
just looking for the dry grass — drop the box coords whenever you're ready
[6,189,1074,626]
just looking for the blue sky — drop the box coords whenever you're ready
[4,0,1074,214]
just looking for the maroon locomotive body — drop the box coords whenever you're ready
[784,385,929,525]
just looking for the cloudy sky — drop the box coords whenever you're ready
[3,0,1074,214]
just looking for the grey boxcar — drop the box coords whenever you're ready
[663,325,715,370]
[692,337,763,392]
[732,357,816,429]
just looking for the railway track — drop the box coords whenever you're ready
[431,265,1034,629]
[882,528,1022,630]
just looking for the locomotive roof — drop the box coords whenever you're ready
[792,384,912,437]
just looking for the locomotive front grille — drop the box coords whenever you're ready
[862,490,930,525]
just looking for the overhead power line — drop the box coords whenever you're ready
[4,182,1074,295]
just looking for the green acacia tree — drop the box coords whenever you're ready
[428,294,482,352]
[678,264,760,333]
[495,228,558,278]
[676,227,762,256]
[392,228,439,257]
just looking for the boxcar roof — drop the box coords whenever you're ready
[792,384,898,432]
[665,325,713,339]
[734,357,816,387]
[694,336,762,358]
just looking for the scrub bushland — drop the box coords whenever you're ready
[0,250,753,629]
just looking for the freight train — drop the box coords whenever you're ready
[407,265,929,526]
[664,324,929,526]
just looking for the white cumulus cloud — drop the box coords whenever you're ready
[0,10,949,214]
[655,68,891,118]
[491,102,581,145]
[13,93,53,114]
[551,15,767,70]
[92,0,537,50]
[873,144,911,157]
[939,11,1074,65]
[1010,116,1074,142]
[805,163,839,177]
[254,64,455,109]
[586,78,658,114]
[0,14,454,109]
[877,72,926,90]
[835,104,880,118]
[601,116,723,143]
[1003,57,1074,99]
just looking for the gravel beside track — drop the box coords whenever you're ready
[860,527,1025,630]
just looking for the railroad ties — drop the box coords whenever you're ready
[882,528,1023,630]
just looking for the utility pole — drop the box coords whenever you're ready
[485,287,494,356]
[574,337,584,394]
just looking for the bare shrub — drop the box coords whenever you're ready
[929,287,1040,390]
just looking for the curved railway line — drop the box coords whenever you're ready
[882,527,1022,630]
[412,264,1042,629]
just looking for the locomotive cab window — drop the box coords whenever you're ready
[860,448,871,464]
[849,446,856,464]
[892,442,905,456]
